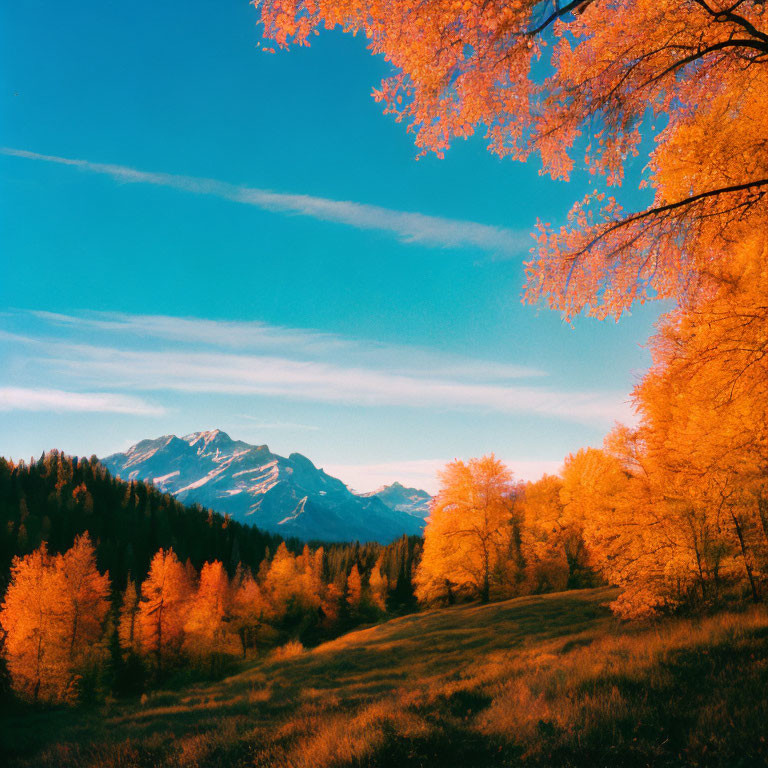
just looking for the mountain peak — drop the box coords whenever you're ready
[288,452,317,470]
[101,431,425,543]
[361,481,432,520]
[184,428,231,447]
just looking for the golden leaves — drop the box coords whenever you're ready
[254,0,767,318]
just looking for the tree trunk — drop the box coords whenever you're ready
[69,605,79,660]
[729,509,760,603]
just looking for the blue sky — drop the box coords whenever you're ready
[0,0,663,492]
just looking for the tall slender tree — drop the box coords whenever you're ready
[118,577,140,655]
[0,545,67,701]
[184,560,232,663]
[138,549,191,674]
[57,534,110,667]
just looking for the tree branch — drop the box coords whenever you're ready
[569,178,768,259]
[643,38,768,87]
[528,0,593,36]
[691,0,768,47]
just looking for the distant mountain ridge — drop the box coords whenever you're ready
[364,482,432,520]
[102,430,428,543]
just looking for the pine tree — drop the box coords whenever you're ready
[184,560,232,665]
[137,549,191,674]
[118,577,140,655]
[57,534,110,667]
[345,564,362,610]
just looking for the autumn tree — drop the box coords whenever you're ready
[137,548,192,674]
[254,0,767,320]
[263,542,324,640]
[415,456,517,604]
[367,556,388,612]
[262,542,298,614]
[620,239,768,609]
[58,534,110,671]
[296,544,324,611]
[567,421,762,618]
[0,545,67,702]
[345,564,363,611]
[0,537,110,703]
[519,474,571,593]
[230,567,274,657]
[184,560,234,665]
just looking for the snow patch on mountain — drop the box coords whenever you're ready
[102,431,425,543]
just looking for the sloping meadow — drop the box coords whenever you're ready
[4,587,768,767]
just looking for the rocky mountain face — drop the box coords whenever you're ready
[102,430,427,543]
[363,482,432,520]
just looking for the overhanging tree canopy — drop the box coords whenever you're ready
[254,0,767,318]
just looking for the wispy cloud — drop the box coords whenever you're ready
[21,342,631,425]
[28,310,544,381]
[2,311,633,424]
[0,387,164,415]
[2,148,531,255]
[30,311,350,355]
[325,458,564,494]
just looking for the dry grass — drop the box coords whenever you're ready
[269,640,306,662]
[3,587,767,767]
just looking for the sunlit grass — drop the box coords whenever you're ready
[270,640,306,662]
[3,587,767,767]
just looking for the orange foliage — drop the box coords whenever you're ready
[254,0,767,619]
[345,564,363,609]
[0,545,68,702]
[230,567,273,657]
[415,455,517,604]
[254,0,767,318]
[184,560,233,660]
[368,556,388,611]
[59,534,110,666]
[519,473,594,593]
[138,548,192,672]
[0,532,419,702]
[0,535,109,703]
[607,231,768,614]
[263,542,323,617]
[560,252,768,619]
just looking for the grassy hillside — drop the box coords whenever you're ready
[4,587,768,767]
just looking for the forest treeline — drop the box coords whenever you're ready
[0,451,285,595]
[0,449,589,707]
[0,453,422,704]
[0,532,420,705]
[0,451,419,602]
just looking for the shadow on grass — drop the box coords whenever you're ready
[4,587,767,768]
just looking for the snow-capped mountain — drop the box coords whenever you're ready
[362,482,432,520]
[101,430,425,543]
